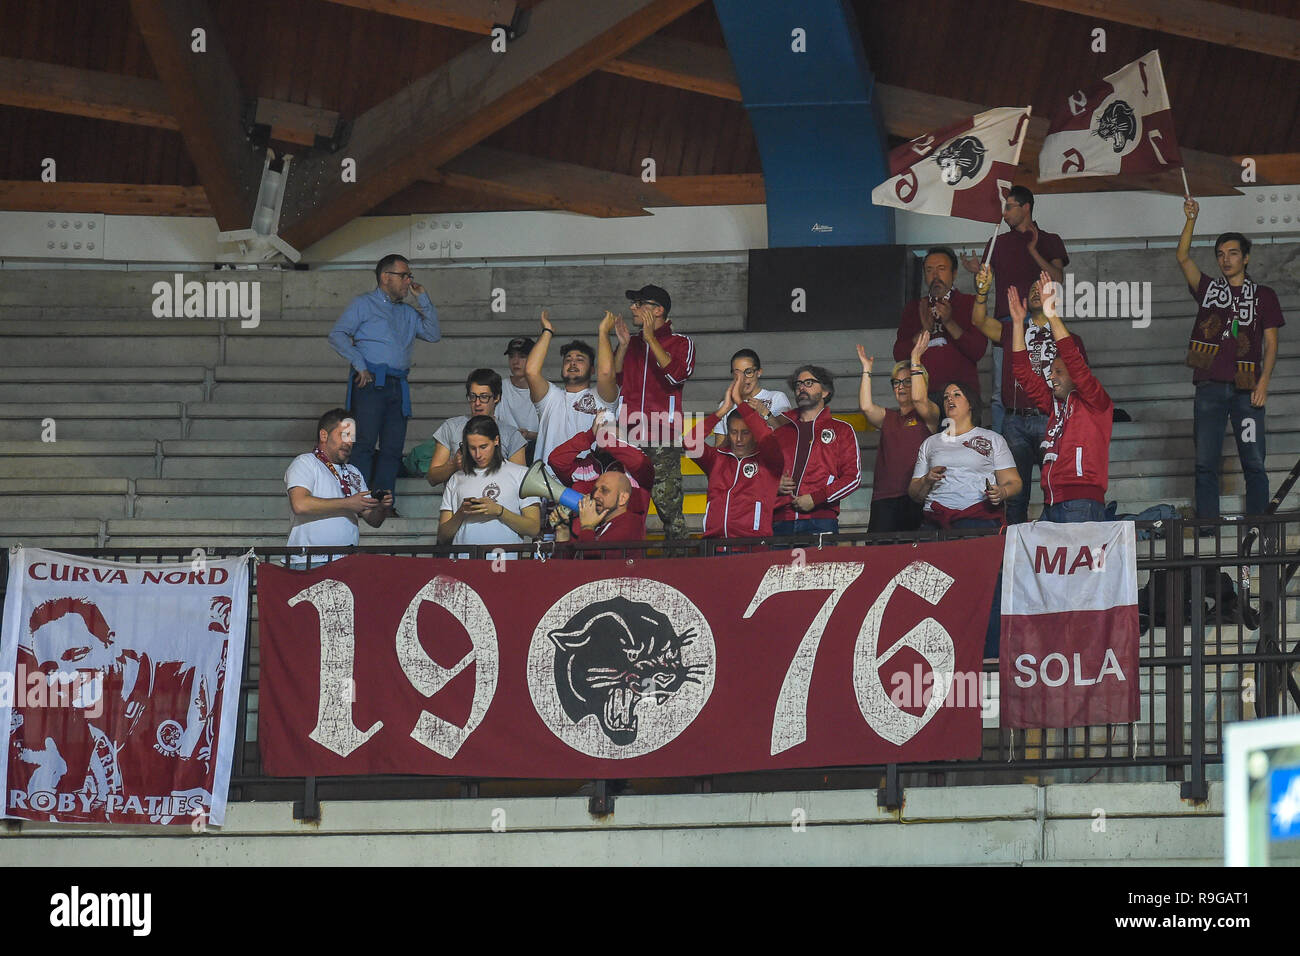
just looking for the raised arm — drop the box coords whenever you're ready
[856,345,887,429]
[908,333,941,431]
[595,310,619,404]
[1175,197,1203,291]
[408,281,441,342]
[1008,286,1053,414]
[525,310,553,403]
[970,264,1003,343]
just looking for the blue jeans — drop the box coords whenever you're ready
[1041,499,1108,523]
[990,316,1010,433]
[1193,383,1268,518]
[1000,411,1047,525]
[349,379,408,501]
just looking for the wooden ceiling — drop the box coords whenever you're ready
[0,0,1296,245]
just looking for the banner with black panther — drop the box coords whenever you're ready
[1038,50,1183,182]
[256,541,1001,779]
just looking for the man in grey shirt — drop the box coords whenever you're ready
[423,369,528,486]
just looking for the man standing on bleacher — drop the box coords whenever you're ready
[612,284,695,540]
[771,365,861,537]
[328,254,440,515]
[1176,199,1284,521]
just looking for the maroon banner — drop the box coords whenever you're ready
[257,541,1001,779]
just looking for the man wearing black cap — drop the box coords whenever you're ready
[612,284,696,539]
[501,336,539,462]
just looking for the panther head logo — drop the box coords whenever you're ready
[480,482,501,501]
[572,392,598,415]
[548,597,706,745]
[1094,100,1137,153]
[962,436,994,458]
[934,136,986,186]
[742,461,759,479]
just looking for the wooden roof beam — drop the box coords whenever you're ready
[129,0,264,229]
[0,56,178,129]
[435,146,675,217]
[278,0,706,250]
[317,0,518,34]
[0,182,212,216]
[1015,0,1300,62]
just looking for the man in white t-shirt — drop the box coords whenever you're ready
[438,416,542,557]
[711,348,792,439]
[524,310,618,469]
[285,408,392,548]
[421,369,528,486]
[501,337,540,452]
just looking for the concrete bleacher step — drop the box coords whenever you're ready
[0,519,104,548]
[0,403,185,441]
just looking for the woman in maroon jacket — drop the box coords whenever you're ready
[859,331,941,531]
[1009,270,1113,523]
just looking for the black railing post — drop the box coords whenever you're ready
[588,780,614,816]
[293,776,320,821]
[1257,520,1284,717]
[1182,564,1208,801]
[1164,521,1186,784]
[877,764,903,810]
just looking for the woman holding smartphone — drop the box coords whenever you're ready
[438,416,541,557]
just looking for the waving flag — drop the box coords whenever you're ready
[1038,50,1182,182]
[871,107,1032,223]
[1000,521,1140,728]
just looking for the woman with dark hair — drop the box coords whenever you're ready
[438,415,540,556]
[908,381,1021,530]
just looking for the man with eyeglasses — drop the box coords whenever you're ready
[328,253,441,513]
[770,365,861,537]
[409,369,528,486]
[961,186,1068,432]
[610,283,696,539]
[894,247,986,409]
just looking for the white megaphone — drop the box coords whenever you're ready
[520,461,584,511]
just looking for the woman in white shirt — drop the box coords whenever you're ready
[438,416,541,555]
[908,381,1021,529]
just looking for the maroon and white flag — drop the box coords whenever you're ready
[1000,521,1140,728]
[871,107,1032,223]
[1038,50,1182,182]
[1,549,250,826]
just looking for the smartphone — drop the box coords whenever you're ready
[369,489,390,500]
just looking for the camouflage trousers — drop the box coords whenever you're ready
[645,445,686,540]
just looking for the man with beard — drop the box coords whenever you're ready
[611,284,696,539]
[285,408,391,548]
[770,365,861,536]
[524,310,618,468]
[894,247,986,408]
[553,470,647,552]
[327,254,440,512]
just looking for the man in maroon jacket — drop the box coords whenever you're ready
[1010,271,1112,522]
[547,418,653,516]
[613,284,695,539]
[553,471,647,553]
[686,378,785,544]
[894,247,986,407]
[771,365,862,536]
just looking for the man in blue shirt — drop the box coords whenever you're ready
[328,254,440,512]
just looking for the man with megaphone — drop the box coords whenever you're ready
[519,412,650,555]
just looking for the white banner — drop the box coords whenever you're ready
[1,548,250,826]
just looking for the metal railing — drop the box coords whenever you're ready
[7,515,1299,815]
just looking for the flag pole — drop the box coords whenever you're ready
[1179,167,1191,200]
